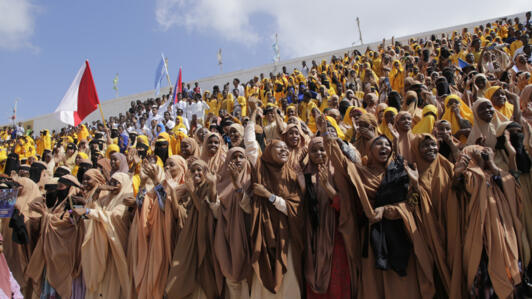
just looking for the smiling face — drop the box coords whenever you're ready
[190,164,205,184]
[396,113,412,132]
[271,141,289,164]
[285,127,301,148]
[82,173,98,191]
[370,137,392,164]
[419,137,438,162]
[309,141,327,165]
[476,101,495,123]
[206,135,220,156]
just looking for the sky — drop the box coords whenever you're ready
[0,0,530,123]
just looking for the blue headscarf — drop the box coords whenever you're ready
[156,123,166,136]
[119,133,129,153]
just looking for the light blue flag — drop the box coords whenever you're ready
[154,53,166,96]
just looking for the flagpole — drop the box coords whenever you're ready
[98,103,107,128]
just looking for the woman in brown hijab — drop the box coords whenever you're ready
[25,175,85,299]
[80,168,107,207]
[214,147,253,299]
[200,132,226,175]
[353,133,435,299]
[452,145,524,298]
[127,158,185,299]
[166,159,223,299]
[73,172,133,299]
[180,137,201,161]
[281,123,309,173]
[353,112,378,159]
[410,134,459,298]
[1,176,42,298]
[392,111,416,163]
[249,139,304,298]
[301,137,353,299]
[110,152,129,176]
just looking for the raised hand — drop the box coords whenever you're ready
[316,114,327,134]
[387,123,399,140]
[454,153,471,176]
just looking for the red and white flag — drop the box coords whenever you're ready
[55,60,100,126]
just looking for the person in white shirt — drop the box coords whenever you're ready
[189,94,210,123]
[232,78,245,98]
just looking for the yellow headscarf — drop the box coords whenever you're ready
[378,107,398,141]
[441,95,474,143]
[412,105,438,134]
[77,124,90,142]
[106,144,120,158]
[343,106,366,127]
[485,86,513,119]
[325,116,346,140]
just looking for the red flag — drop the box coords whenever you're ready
[55,60,100,126]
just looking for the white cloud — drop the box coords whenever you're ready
[0,0,38,51]
[155,0,531,58]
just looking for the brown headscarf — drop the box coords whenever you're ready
[82,168,107,207]
[354,113,379,159]
[110,152,129,176]
[302,137,338,293]
[81,172,132,298]
[97,158,112,182]
[1,177,42,295]
[457,145,523,298]
[214,147,253,282]
[166,159,223,299]
[25,176,83,298]
[165,155,188,184]
[200,132,226,175]
[281,123,309,173]
[180,137,200,160]
[394,111,416,162]
[250,139,304,293]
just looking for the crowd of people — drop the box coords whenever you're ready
[0,12,532,299]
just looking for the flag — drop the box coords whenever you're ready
[54,60,100,126]
[217,48,222,66]
[113,73,119,91]
[11,99,18,123]
[173,67,182,104]
[457,58,470,69]
[154,53,167,96]
[272,33,280,63]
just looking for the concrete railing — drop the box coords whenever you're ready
[13,11,528,133]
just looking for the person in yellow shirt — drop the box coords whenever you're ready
[389,60,405,94]
[233,88,247,116]
[220,89,234,114]
[485,86,513,119]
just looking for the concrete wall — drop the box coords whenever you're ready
[17,11,528,133]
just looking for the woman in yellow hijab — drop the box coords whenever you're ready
[441,94,474,143]
[77,124,90,142]
[325,116,346,140]
[485,86,513,119]
[343,106,366,141]
[412,105,438,134]
[378,107,398,140]
[389,60,405,93]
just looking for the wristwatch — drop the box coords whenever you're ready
[268,194,276,203]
